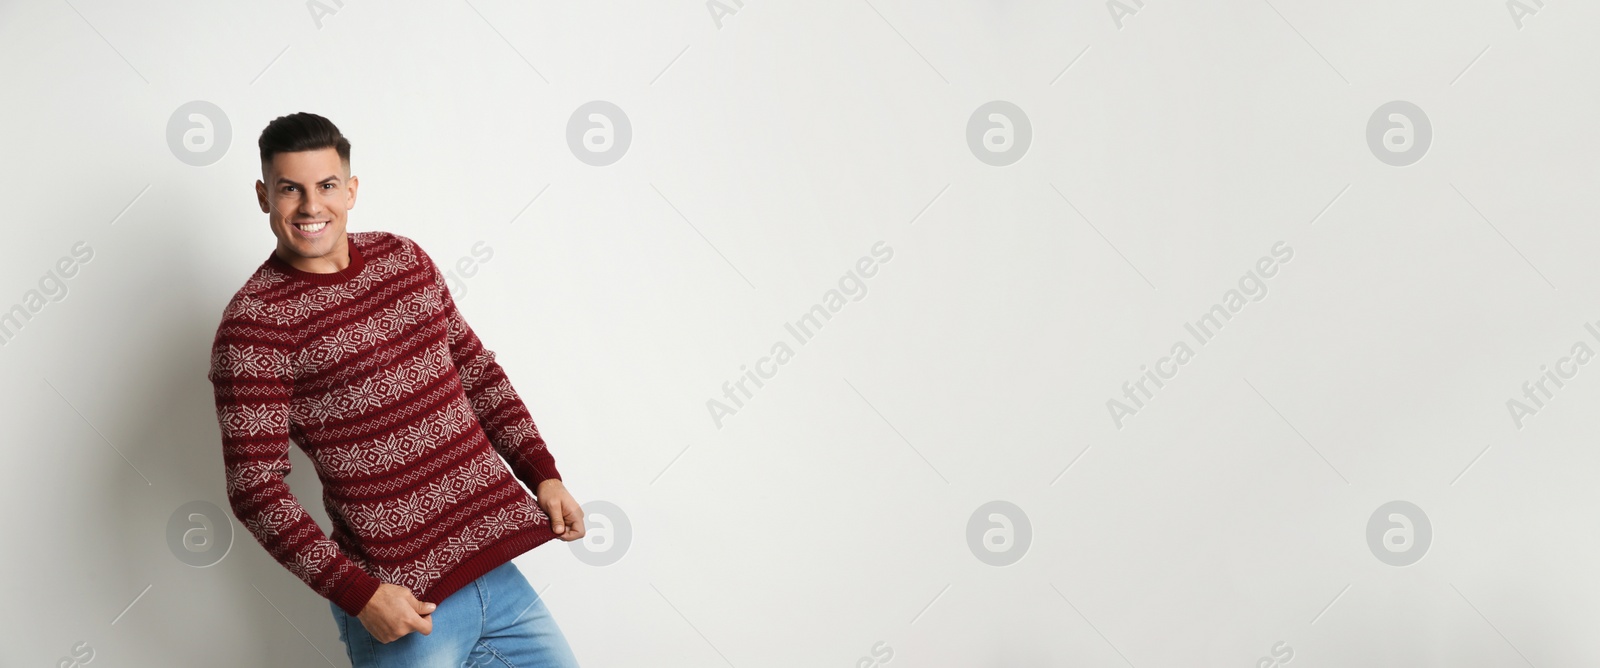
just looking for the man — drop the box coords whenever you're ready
[207,112,585,667]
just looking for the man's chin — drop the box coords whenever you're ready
[279,227,342,257]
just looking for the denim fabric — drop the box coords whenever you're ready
[330,561,580,667]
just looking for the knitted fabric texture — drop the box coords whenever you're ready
[207,230,562,617]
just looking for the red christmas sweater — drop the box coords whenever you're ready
[207,230,564,617]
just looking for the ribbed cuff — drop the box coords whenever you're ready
[332,568,384,618]
[530,461,562,494]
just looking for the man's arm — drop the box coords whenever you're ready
[208,304,384,618]
[419,247,563,495]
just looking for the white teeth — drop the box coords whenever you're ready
[297,221,327,232]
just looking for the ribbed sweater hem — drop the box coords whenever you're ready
[413,524,560,607]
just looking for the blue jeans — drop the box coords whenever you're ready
[329,561,581,667]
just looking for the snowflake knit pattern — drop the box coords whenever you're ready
[207,230,563,617]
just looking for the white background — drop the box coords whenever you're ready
[2,0,1598,665]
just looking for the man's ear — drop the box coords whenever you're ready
[346,174,359,210]
[255,179,270,214]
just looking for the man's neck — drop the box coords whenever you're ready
[276,233,351,275]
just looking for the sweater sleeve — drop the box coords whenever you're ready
[208,300,384,617]
[419,246,564,493]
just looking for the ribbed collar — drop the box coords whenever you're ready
[267,233,366,286]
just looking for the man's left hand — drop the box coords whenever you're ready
[535,479,585,541]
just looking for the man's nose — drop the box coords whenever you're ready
[298,192,323,216]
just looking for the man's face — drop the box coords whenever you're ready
[255,147,358,261]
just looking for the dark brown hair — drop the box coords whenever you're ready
[258,112,350,168]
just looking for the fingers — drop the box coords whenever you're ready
[372,588,436,642]
[393,608,432,640]
[549,498,566,534]
[406,590,434,635]
[564,505,585,540]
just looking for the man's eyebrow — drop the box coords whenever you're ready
[274,175,343,187]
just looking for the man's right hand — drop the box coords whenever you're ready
[356,583,437,643]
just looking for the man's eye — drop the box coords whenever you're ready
[322,183,335,190]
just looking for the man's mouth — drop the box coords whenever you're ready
[294,221,329,235]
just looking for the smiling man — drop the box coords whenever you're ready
[206,112,585,667]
